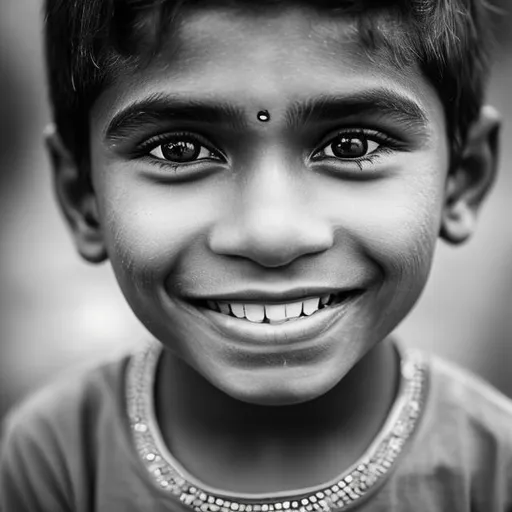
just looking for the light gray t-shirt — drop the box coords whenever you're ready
[1,344,512,511]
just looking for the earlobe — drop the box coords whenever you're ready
[440,105,500,245]
[45,125,107,263]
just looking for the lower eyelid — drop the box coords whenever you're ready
[312,144,389,162]
[309,148,394,172]
[139,154,227,173]
[138,157,220,179]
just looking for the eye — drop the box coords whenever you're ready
[149,135,221,163]
[314,132,381,160]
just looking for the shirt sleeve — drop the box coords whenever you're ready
[0,407,72,512]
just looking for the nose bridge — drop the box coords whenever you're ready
[209,152,333,267]
[245,152,300,223]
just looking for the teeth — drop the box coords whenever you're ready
[265,304,287,323]
[303,297,320,315]
[244,304,265,323]
[218,302,231,315]
[230,303,245,318]
[210,294,335,322]
[207,300,218,311]
[285,301,303,319]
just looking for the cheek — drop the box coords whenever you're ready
[93,171,220,287]
[328,163,446,284]
[358,189,441,279]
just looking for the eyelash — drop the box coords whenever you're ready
[311,129,398,171]
[137,131,224,171]
[137,129,399,172]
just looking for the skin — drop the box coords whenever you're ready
[48,5,500,495]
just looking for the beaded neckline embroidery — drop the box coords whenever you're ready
[126,342,428,511]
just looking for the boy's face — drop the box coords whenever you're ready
[87,6,449,404]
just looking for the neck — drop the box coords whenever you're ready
[155,339,399,493]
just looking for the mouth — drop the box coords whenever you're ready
[193,290,360,324]
[181,288,365,347]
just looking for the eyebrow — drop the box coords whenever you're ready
[105,87,429,142]
[285,89,429,130]
[105,93,248,141]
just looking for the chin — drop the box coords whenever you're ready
[209,364,345,407]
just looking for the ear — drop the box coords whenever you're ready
[440,106,501,245]
[45,125,107,263]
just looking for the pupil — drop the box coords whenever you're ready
[332,136,367,158]
[161,139,200,162]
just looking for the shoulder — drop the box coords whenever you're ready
[394,351,512,507]
[3,347,132,439]
[426,353,512,442]
[0,346,137,511]
[382,350,512,509]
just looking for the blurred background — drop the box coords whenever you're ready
[1,0,511,421]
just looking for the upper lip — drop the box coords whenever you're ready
[185,286,360,304]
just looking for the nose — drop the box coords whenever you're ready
[208,155,333,268]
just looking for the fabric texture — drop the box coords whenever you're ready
[1,345,512,512]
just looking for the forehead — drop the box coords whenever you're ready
[93,5,443,131]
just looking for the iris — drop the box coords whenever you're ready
[331,136,368,158]
[161,138,200,162]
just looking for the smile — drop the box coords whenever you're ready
[204,292,344,324]
[188,290,364,346]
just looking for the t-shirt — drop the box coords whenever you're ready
[1,341,512,512]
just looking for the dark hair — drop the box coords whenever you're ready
[44,0,496,165]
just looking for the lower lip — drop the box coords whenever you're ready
[192,294,363,347]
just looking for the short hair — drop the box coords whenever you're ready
[44,0,496,166]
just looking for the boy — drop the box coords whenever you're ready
[1,0,511,510]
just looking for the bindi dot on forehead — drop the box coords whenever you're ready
[257,110,271,122]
